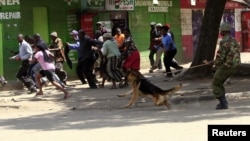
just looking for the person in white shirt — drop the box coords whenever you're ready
[9,34,37,93]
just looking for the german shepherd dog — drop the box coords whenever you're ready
[122,70,182,109]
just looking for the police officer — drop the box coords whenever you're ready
[208,23,241,110]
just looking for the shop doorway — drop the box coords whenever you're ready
[241,11,250,52]
[33,7,49,43]
[192,10,203,55]
[111,12,128,36]
[81,13,96,38]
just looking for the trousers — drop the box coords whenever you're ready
[16,60,35,89]
[212,66,237,98]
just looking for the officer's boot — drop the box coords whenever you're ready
[216,96,228,110]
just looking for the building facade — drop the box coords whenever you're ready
[0,0,80,80]
[180,0,246,61]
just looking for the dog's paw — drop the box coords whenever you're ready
[124,104,132,108]
[117,94,126,97]
[124,105,130,108]
[165,105,172,110]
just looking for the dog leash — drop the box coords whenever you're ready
[164,61,213,75]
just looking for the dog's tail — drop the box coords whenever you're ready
[161,83,182,95]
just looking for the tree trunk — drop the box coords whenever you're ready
[182,0,227,79]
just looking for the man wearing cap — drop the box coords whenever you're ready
[149,23,163,72]
[49,31,67,84]
[66,30,80,54]
[148,22,162,71]
[206,22,241,110]
[96,21,107,35]
[65,30,88,84]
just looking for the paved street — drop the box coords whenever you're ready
[0,53,250,141]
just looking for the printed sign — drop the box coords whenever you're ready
[148,7,168,12]
[0,12,20,20]
[135,0,173,13]
[0,0,20,20]
[87,0,105,7]
[64,0,79,6]
[0,0,20,6]
[105,0,134,11]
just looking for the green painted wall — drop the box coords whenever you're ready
[0,24,2,76]
[1,1,21,80]
[129,0,183,61]
[1,0,183,80]
[1,0,80,80]
[33,7,49,43]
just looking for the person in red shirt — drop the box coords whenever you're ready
[120,27,140,87]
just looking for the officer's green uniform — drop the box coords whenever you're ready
[212,23,241,104]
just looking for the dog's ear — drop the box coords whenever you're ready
[136,71,145,79]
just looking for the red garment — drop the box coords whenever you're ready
[123,50,140,70]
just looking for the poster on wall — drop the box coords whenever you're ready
[180,9,192,35]
[135,0,173,13]
[81,14,95,38]
[235,9,242,32]
[192,10,203,54]
[105,0,134,11]
[86,0,105,10]
[241,11,250,51]
[222,10,235,37]
[87,0,105,7]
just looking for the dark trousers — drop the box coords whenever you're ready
[55,69,67,82]
[55,62,67,83]
[16,60,35,89]
[77,57,97,88]
[76,59,87,84]
[163,49,179,77]
[212,67,237,98]
[149,48,162,68]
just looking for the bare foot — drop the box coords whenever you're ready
[35,91,43,96]
[63,92,71,100]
